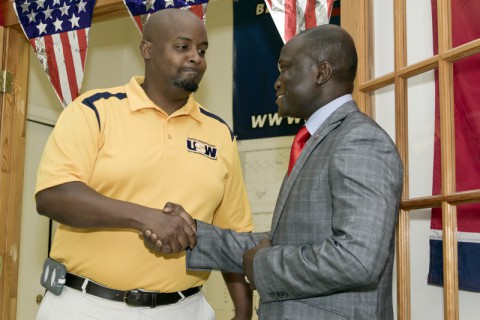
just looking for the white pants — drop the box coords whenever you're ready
[36,286,216,320]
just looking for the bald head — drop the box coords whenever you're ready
[142,9,204,42]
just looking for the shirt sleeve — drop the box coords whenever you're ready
[35,99,103,194]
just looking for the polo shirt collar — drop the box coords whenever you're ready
[125,76,203,122]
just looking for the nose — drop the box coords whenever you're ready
[189,49,203,64]
[274,74,281,91]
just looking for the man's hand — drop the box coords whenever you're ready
[163,202,197,233]
[242,239,273,290]
[138,203,196,254]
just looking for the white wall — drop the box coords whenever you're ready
[17,121,53,320]
[18,1,478,319]
[194,0,234,125]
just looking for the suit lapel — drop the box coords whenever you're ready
[270,102,359,236]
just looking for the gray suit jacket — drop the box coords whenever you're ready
[187,101,403,320]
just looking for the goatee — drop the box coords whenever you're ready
[173,78,199,92]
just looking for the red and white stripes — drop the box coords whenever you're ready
[264,0,334,43]
[30,28,89,106]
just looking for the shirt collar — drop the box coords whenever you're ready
[125,76,203,122]
[305,94,353,134]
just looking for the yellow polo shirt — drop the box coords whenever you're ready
[36,76,253,292]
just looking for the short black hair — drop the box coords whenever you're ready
[301,25,358,84]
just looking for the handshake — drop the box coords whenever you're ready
[140,202,273,289]
[138,202,197,254]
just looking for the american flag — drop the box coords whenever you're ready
[123,0,209,34]
[13,0,95,107]
[264,0,334,43]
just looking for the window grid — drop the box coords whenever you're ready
[342,0,480,319]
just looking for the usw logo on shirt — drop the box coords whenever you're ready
[186,138,218,160]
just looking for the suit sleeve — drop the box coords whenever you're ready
[252,120,404,302]
[187,221,269,273]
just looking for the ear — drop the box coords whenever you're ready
[140,40,152,60]
[315,61,332,85]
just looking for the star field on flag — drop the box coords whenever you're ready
[13,0,95,106]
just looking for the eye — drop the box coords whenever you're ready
[198,49,206,56]
[176,44,188,51]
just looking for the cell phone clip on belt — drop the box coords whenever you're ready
[40,258,67,296]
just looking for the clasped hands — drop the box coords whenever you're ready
[139,202,197,254]
[139,202,273,290]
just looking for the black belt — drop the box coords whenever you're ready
[65,273,200,308]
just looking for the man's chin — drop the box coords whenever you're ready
[173,80,200,92]
[276,101,288,118]
[276,107,288,118]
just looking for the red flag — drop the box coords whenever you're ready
[123,0,209,34]
[13,0,95,107]
[428,0,480,292]
[264,0,334,43]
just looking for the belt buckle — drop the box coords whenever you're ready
[124,289,156,308]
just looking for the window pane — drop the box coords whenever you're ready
[451,0,480,48]
[457,203,480,320]
[460,285,480,320]
[408,70,437,198]
[371,0,395,79]
[453,53,480,192]
[406,0,435,65]
[371,84,396,142]
[409,209,445,320]
[427,203,480,320]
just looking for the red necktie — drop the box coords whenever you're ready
[287,126,311,176]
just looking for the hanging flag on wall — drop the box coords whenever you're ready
[13,0,95,107]
[329,0,340,26]
[233,0,339,140]
[428,0,480,292]
[123,0,209,34]
[264,0,334,43]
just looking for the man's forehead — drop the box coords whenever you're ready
[156,22,207,42]
[279,38,302,59]
[146,10,204,35]
[169,32,208,44]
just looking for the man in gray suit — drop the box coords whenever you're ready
[148,24,403,319]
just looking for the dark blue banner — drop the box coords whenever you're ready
[233,0,341,140]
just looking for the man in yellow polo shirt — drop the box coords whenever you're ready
[35,8,253,320]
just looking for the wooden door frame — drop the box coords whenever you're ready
[0,25,30,320]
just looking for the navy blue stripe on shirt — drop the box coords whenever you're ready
[82,92,127,130]
[200,108,234,141]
